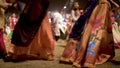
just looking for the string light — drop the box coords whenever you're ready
[64,6,67,9]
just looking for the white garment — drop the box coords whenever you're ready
[53,12,67,36]
[112,22,120,43]
[5,26,10,35]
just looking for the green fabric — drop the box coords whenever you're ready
[8,30,13,38]
[118,29,120,33]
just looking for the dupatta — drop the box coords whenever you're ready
[69,0,98,39]
[11,0,49,47]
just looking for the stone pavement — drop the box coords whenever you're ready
[0,40,120,68]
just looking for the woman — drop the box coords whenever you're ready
[71,2,81,23]
[53,10,65,41]
[5,0,55,61]
[70,2,82,33]
[60,0,115,67]
[112,19,120,49]
[0,0,11,59]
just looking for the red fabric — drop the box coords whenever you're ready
[0,29,6,53]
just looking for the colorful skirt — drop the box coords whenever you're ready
[60,1,115,67]
[7,15,55,61]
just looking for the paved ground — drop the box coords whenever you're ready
[0,40,120,68]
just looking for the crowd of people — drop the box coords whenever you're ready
[49,1,84,41]
[0,0,120,68]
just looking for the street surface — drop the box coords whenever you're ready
[0,39,120,68]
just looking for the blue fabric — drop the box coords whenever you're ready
[69,0,98,38]
[87,41,96,56]
[114,12,120,20]
[18,1,24,10]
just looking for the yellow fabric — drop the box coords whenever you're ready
[0,0,5,29]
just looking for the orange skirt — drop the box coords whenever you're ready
[7,15,55,60]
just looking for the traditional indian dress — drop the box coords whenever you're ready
[0,0,7,58]
[0,29,6,58]
[6,0,54,61]
[60,0,115,67]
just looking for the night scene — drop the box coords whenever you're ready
[0,0,120,68]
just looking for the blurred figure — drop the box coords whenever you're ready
[70,1,83,33]
[60,0,116,67]
[71,2,84,21]
[8,13,18,38]
[4,0,21,50]
[0,0,11,59]
[110,0,120,49]
[53,10,67,41]
[71,2,80,23]
[5,0,55,61]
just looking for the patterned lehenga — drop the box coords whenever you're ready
[60,0,115,67]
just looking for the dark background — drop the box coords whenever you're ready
[48,0,88,13]
[48,0,120,13]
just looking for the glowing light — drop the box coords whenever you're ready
[64,6,67,9]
